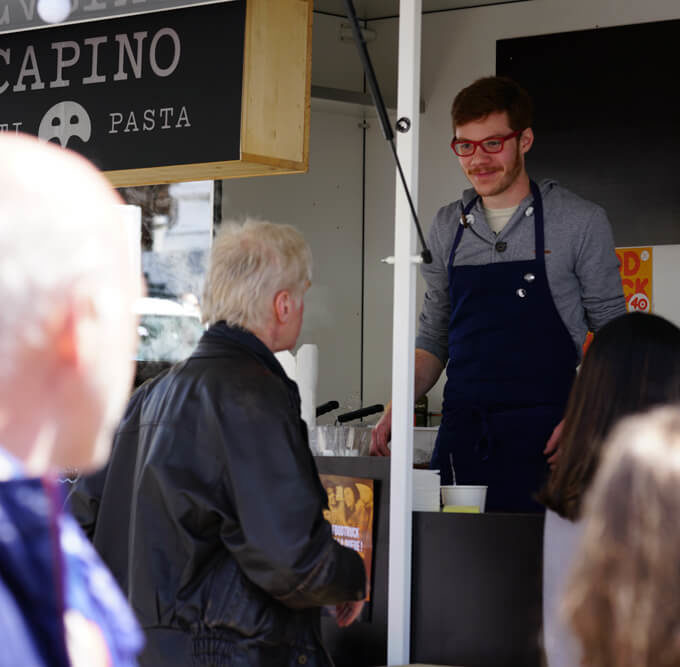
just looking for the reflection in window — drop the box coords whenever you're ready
[118,181,216,383]
[135,299,204,363]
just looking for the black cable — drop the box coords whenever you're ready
[341,0,432,264]
[360,58,367,409]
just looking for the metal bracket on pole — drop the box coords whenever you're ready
[380,255,424,265]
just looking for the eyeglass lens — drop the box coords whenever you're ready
[451,130,521,157]
[453,138,505,156]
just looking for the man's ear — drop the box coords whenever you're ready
[53,304,79,368]
[519,127,534,155]
[273,290,292,325]
[53,295,97,371]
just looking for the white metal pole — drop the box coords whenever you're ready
[387,0,422,664]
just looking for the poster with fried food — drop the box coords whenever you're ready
[319,474,374,601]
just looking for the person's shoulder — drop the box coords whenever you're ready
[541,180,609,230]
[200,349,282,391]
[544,508,584,549]
[116,365,174,431]
[435,199,463,218]
[433,186,479,225]
[132,338,291,418]
[433,194,467,226]
[0,575,48,664]
[190,351,294,424]
[429,196,466,250]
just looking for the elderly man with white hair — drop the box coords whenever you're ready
[0,134,144,665]
[71,220,367,667]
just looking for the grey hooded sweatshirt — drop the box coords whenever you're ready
[416,179,626,363]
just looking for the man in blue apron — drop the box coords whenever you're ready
[370,77,626,512]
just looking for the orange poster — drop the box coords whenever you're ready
[583,246,653,354]
[616,246,653,313]
[319,474,374,601]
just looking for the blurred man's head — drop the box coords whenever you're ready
[201,219,312,352]
[0,134,141,474]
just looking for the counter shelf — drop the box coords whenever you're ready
[315,456,544,667]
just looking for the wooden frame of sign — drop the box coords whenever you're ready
[106,0,312,186]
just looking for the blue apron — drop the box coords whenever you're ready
[430,181,577,512]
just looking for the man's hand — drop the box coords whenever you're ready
[370,406,392,456]
[335,600,365,627]
[543,419,564,469]
[369,349,444,457]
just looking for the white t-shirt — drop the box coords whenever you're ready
[483,205,518,235]
[543,508,584,667]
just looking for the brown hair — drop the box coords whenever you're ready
[451,76,533,132]
[565,406,680,667]
[539,312,680,520]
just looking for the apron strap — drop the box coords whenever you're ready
[450,196,479,263]
[530,180,545,259]
[450,184,545,266]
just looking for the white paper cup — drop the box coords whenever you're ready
[440,485,488,513]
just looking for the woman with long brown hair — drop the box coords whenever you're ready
[539,312,680,667]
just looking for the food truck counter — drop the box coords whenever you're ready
[315,457,544,667]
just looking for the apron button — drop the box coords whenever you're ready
[495,241,507,253]
[524,273,535,282]
[516,288,527,298]
[525,206,534,216]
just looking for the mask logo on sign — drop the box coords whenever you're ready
[38,101,92,148]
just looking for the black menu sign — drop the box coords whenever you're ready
[0,0,246,173]
[0,0,238,35]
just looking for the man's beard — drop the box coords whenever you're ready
[468,147,523,198]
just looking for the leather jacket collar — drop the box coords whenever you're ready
[193,321,299,394]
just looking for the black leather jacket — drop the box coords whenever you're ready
[70,323,365,666]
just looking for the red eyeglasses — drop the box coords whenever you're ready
[451,129,522,157]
